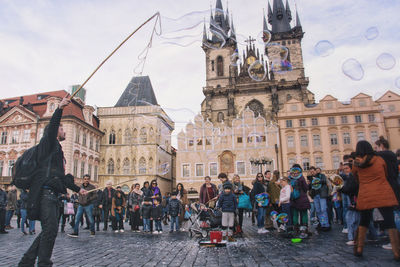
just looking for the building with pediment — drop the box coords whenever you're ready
[97,76,175,194]
[278,91,400,172]
[0,90,102,187]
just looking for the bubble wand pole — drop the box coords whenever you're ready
[70,12,160,99]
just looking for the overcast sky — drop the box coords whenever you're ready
[1,0,400,135]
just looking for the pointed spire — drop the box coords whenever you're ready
[225,5,230,32]
[203,20,208,43]
[270,0,292,33]
[230,15,236,39]
[263,10,268,31]
[268,1,273,23]
[296,9,301,27]
[216,0,223,11]
[286,0,292,22]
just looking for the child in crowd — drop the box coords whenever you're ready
[111,190,126,233]
[140,197,153,233]
[217,183,237,241]
[168,192,181,233]
[279,177,292,227]
[151,198,163,234]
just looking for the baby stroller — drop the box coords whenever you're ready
[188,203,222,238]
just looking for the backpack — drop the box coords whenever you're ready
[12,146,39,190]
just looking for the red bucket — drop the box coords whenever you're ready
[210,231,222,243]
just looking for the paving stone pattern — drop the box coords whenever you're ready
[0,217,398,267]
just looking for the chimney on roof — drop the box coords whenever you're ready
[19,96,24,105]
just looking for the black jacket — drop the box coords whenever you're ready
[102,187,116,207]
[0,189,7,210]
[95,190,103,207]
[141,203,152,219]
[167,198,181,217]
[141,187,152,198]
[217,192,237,212]
[151,205,163,220]
[251,181,266,203]
[309,173,329,199]
[28,108,80,220]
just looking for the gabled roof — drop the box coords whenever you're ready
[115,76,158,107]
[320,95,337,101]
[351,92,371,99]
[376,90,400,102]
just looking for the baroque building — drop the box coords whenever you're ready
[0,90,102,187]
[97,76,175,194]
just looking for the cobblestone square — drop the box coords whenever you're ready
[1,217,399,267]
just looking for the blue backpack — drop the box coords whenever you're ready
[238,193,252,210]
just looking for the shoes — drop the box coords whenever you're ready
[152,231,158,234]
[83,227,90,230]
[22,231,28,235]
[228,236,236,242]
[90,231,95,236]
[67,232,79,238]
[346,240,356,246]
[258,228,269,234]
[382,243,392,250]
[158,231,162,234]
[342,228,348,234]
[0,230,9,234]
[115,230,119,233]
[120,229,124,233]
[5,226,13,230]
[29,231,34,235]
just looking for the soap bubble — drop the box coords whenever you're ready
[395,77,400,89]
[314,40,334,57]
[376,53,396,70]
[230,49,241,67]
[277,213,289,224]
[342,58,364,81]
[248,60,268,81]
[270,211,278,217]
[364,27,379,40]
[267,43,292,73]
[257,30,272,46]
[271,59,293,74]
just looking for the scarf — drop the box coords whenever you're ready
[133,188,143,196]
[152,186,160,196]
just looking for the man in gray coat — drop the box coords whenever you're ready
[5,185,17,229]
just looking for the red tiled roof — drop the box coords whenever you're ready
[0,90,100,129]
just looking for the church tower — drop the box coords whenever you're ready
[201,0,314,127]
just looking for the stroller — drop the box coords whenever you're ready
[188,203,222,238]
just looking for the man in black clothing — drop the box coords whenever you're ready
[18,97,87,267]
[101,180,115,231]
[0,185,7,234]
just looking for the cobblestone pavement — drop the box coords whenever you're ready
[1,216,399,267]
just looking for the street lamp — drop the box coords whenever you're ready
[274,144,280,174]
[249,156,273,173]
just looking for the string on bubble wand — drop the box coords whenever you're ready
[70,12,161,99]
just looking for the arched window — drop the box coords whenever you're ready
[246,99,265,118]
[132,158,136,174]
[107,159,114,174]
[139,157,146,174]
[148,157,153,172]
[217,112,224,122]
[109,130,116,144]
[122,158,130,175]
[217,56,224,76]
[124,128,131,144]
[140,127,147,143]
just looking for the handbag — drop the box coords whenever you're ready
[184,210,191,220]
[206,186,216,208]
[134,204,140,212]
[64,202,75,215]
[238,193,252,210]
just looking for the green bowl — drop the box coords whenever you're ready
[291,238,302,243]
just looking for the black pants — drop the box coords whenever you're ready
[0,208,5,232]
[19,189,59,267]
[130,210,141,230]
[359,207,396,229]
[103,206,112,230]
[58,208,67,231]
[238,208,244,228]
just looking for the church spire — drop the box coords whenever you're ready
[263,12,268,31]
[203,20,208,43]
[225,5,230,33]
[230,15,236,39]
[295,8,302,27]
[216,0,223,11]
[268,1,273,24]
[286,0,292,23]
[269,0,292,33]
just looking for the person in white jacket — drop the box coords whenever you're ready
[279,177,292,226]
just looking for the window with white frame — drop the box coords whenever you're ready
[95,139,99,152]
[328,117,336,125]
[332,155,340,169]
[368,114,375,122]
[11,130,19,144]
[313,134,321,146]
[251,164,259,175]
[302,158,310,171]
[355,115,362,123]
[341,116,348,124]
[0,131,7,144]
[236,162,245,175]
[286,120,293,128]
[0,160,3,176]
[8,160,15,176]
[23,129,30,142]
[209,163,218,176]
[82,133,87,147]
[370,131,378,143]
[287,136,294,148]
[288,158,296,168]
[300,135,308,147]
[299,119,306,127]
[80,161,85,178]
[89,136,93,149]
[357,132,365,141]
[195,164,204,177]
[311,118,318,126]
[73,159,78,177]
[75,129,80,143]
[138,157,146,174]
[94,166,98,182]
[88,164,92,178]
[343,132,351,145]
[315,156,324,169]
[330,133,338,145]
[182,164,190,177]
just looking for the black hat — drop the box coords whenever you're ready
[355,140,374,157]
[223,182,232,190]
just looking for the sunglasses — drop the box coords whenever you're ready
[152,183,157,185]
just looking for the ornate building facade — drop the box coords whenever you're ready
[97,76,175,194]
[0,90,102,187]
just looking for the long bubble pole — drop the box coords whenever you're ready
[70,12,160,99]
[85,178,139,194]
